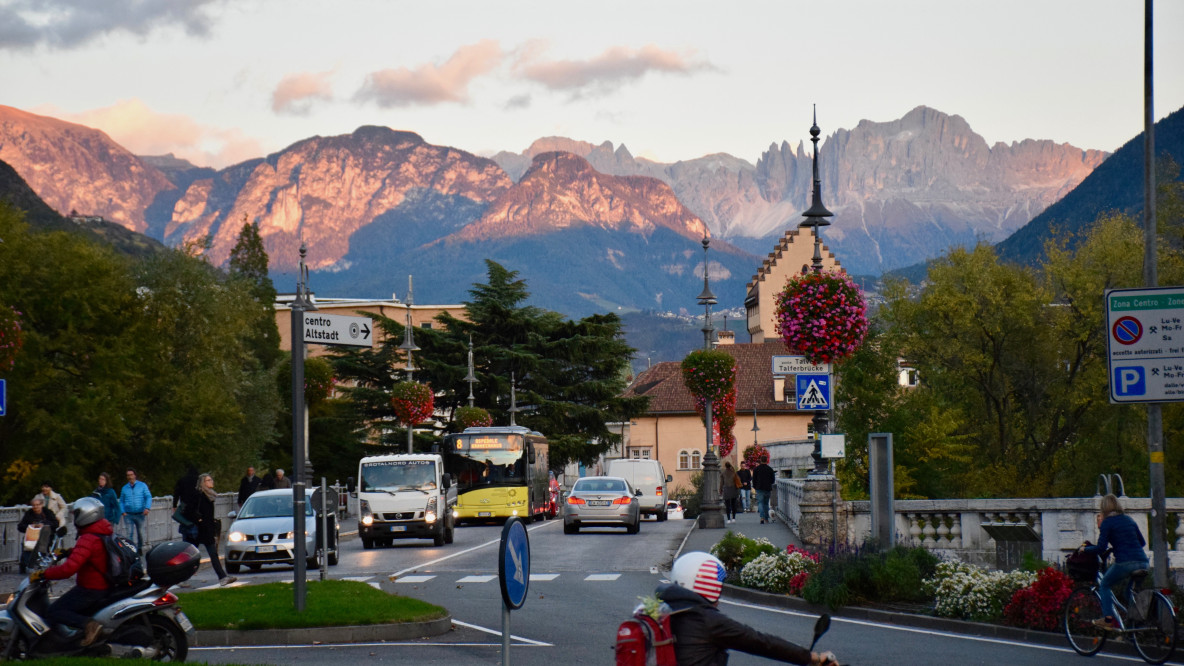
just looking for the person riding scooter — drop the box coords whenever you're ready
[34,497,113,646]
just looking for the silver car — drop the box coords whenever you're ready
[562,476,641,534]
[225,489,339,573]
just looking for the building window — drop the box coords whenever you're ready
[691,449,702,469]
[421,322,433,329]
[679,450,690,470]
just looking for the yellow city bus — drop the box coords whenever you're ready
[444,426,550,523]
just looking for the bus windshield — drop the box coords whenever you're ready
[360,460,438,492]
[449,434,526,489]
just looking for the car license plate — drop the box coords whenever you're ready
[389,525,406,532]
[175,612,194,633]
[588,500,611,507]
[478,511,491,517]
[256,545,276,553]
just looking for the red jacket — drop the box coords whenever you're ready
[44,519,113,590]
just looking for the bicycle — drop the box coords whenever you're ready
[1063,552,1178,664]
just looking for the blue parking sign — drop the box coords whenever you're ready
[1113,366,1146,397]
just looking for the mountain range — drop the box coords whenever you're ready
[0,104,1112,316]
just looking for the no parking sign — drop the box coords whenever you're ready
[1106,286,1184,403]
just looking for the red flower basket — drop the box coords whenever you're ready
[774,270,868,364]
[455,406,493,429]
[682,350,737,456]
[391,381,434,426]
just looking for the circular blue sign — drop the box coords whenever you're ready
[499,517,530,609]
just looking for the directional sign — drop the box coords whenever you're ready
[795,374,831,410]
[1106,286,1184,403]
[302,313,373,348]
[499,517,530,610]
[0,379,6,416]
[772,355,830,375]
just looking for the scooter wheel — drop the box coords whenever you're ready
[148,614,188,662]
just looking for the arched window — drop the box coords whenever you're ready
[678,450,689,469]
[691,449,702,469]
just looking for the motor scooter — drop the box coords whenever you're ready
[0,540,201,661]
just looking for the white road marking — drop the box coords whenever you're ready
[456,574,497,583]
[529,573,559,581]
[389,519,559,578]
[342,576,372,582]
[192,641,547,651]
[367,582,382,590]
[393,575,435,584]
[584,573,620,581]
[451,618,553,646]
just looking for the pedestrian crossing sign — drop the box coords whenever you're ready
[795,374,831,410]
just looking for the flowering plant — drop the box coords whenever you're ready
[743,444,770,469]
[681,350,737,456]
[455,406,493,429]
[923,560,1035,622]
[774,270,868,364]
[391,381,434,426]
[739,549,820,595]
[1002,567,1073,631]
[0,306,23,372]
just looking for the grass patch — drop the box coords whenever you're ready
[179,580,447,631]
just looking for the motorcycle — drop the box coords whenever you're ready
[0,540,201,661]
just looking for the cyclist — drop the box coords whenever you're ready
[1080,493,1148,631]
[657,551,839,665]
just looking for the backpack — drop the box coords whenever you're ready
[616,603,676,666]
[100,533,144,587]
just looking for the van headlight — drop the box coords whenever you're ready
[425,497,438,523]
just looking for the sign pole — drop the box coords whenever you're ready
[498,517,530,666]
[501,605,511,666]
[320,477,328,582]
[291,244,311,611]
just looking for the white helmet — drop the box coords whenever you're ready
[671,551,726,603]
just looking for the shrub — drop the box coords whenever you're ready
[801,542,938,610]
[738,550,819,595]
[711,531,749,572]
[1003,567,1074,630]
[924,561,1036,622]
[670,472,703,518]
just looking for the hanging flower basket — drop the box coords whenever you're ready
[682,349,737,456]
[391,381,434,426]
[0,306,24,373]
[455,406,493,429]
[774,270,868,364]
[743,444,770,468]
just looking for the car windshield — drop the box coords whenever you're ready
[573,479,627,493]
[238,495,313,519]
[361,460,438,492]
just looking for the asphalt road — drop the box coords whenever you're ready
[184,517,1166,665]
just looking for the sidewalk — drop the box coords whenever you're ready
[679,504,804,559]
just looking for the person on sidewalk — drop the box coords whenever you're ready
[752,455,776,524]
[657,551,839,666]
[1081,493,1148,631]
[119,468,152,553]
[237,466,262,506]
[33,482,68,524]
[195,473,236,586]
[738,462,753,513]
[271,468,292,489]
[91,472,122,528]
[722,462,740,523]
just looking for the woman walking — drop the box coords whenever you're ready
[722,461,740,524]
[195,473,236,586]
[92,472,122,528]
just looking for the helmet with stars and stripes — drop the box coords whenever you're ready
[671,551,726,603]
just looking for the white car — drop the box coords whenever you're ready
[665,500,684,520]
[225,489,339,573]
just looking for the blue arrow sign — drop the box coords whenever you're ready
[499,517,530,610]
[796,374,831,410]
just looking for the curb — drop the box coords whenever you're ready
[194,614,452,646]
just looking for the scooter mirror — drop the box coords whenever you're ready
[809,614,831,651]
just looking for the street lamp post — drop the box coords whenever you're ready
[398,276,419,454]
[290,242,315,611]
[799,107,835,477]
[697,237,725,529]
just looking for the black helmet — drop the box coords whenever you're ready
[72,497,104,527]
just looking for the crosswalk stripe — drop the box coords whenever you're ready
[529,573,559,581]
[456,575,497,583]
[342,576,372,582]
[584,573,620,581]
[394,575,435,584]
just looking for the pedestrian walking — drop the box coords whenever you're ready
[237,466,262,506]
[91,472,121,527]
[737,462,753,513]
[33,482,68,523]
[195,473,235,585]
[173,465,199,509]
[271,468,292,489]
[119,468,152,552]
[752,455,776,524]
[722,461,740,523]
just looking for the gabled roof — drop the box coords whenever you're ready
[745,228,841,299]
[623,341,803,415]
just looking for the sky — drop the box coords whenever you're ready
[2,0,1182,170]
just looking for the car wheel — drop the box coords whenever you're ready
[328,550,339,566]
[564,523,578,535]
[627,520,640,535]
[362,537,374,550]
[444,525,455,545]
[226,562,241,574]
[382,539,394,547]
[307,548,323,570]
[657,510,668,522]
[433,526,446,547]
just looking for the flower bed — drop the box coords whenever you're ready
[923,561,1035,623]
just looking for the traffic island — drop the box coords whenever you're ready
[179,579,451,647]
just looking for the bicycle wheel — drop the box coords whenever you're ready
[1132,591,1176,665]
[1064,587,1107,656]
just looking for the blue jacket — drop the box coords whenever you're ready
[120,480,152,514]
[1085,514,1147,564]
[93,485,121,525]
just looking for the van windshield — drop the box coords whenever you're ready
[361,460,437,492]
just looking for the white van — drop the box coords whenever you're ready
[357,454,456,548]
[607,459,672,521]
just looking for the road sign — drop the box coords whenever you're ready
[499,517,530,610]
[772,355,830,375]
[795,374,831,410]
[311,486,339,514]
[1106,286,1184,403]
[302,313,373,348]
[0,379,5,416]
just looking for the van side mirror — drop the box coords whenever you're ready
[529,451,536,464]
[227,510,237,519]
[441,473,452,490]
[665,474,673,483]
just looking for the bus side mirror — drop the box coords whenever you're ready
[441,474,452,490]
[665,474,673,483]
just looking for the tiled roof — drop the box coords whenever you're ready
[623,341,802,415]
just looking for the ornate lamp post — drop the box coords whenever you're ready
[465,335,477,408]
[697,236,725,529]
[799,107,835,476]
[398,276,419,454]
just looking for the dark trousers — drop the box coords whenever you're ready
[47,585,108,629]
[199,540,227,579]
[724,496,738,520]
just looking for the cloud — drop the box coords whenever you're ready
[355,40,502,108]
[37,99,263,169]
[515,43,713,96]
[0,0,224,51]
[504,94,532,110]
[272,70,335,115]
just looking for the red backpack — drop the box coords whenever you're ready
[616,603,676,666]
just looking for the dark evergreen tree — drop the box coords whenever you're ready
[228,216,282,369]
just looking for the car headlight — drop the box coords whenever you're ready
[361,514,373,526]
[228,531,246,543]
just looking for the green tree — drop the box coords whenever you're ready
[228,216,282,369]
